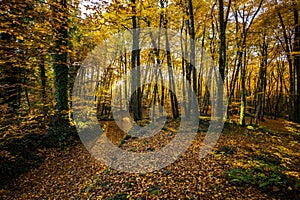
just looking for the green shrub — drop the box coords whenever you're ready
[226,163,298,192]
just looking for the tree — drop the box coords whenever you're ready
[235,0,264,126]
[218,0,231,81]
[52,0,70,122]
[163,0,180,119]
[277,2,300,123]
[130,0,143,121]
[293,7,300,123]
[218,0,231,119]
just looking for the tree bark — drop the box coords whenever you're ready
[53,0,69,117]
[130,0,142,121]
[218,0,231,120]
[278,11,294,121]
[239,0,264,126]
[294,8,300,123]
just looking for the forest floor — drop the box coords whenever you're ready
[0,115,300,200]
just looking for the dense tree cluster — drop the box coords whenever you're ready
[0,0,300,128]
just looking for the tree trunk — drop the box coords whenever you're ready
[239,0,263,126]
[278,11,294,121]
[180,18,187,116]
[53,0,69,119]
[187,0,197,118]
[188,0,196,92]
[240,51,246,126]
[40,53,47,117]
[165,27,179,119]
[255,34,268,125]
[218,0,231,120]
[274,60,283,119]
[130,0,142,121]
[294,8,300,123]
[226,10,240,119]
[149,17,162,121]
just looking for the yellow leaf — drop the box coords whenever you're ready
[17,35,23,40]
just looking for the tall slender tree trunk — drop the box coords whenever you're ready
[218,0,231,120]
[186,0,196,118]
[294,8,300,123]
[226,11,240,119]
[53,0,69,120]
[278,11,294,121]
[162,0,179,119]
[240,44,247,126]
[239,0,263,126]
[255,34,268,124]
[148,17,162,122]
[180,18,187,116]
[130,0,142,121]
[218,0,231,81]
[40,53,47,116]
[274,60,283,120]
[165,27,179,119]
[188,0,196,93]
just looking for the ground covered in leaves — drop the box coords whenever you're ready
[0,115,300,199]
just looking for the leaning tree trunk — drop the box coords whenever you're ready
[239,43,247,126]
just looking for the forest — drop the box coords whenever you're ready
[0,0,300,199]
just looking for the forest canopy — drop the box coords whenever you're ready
[0,0,299,126]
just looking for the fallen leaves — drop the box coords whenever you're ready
[0,118,299,199]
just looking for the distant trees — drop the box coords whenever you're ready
[0,0,84,126]
[277,2,300,123]
[0,1,32,113]
[1,0,300,128]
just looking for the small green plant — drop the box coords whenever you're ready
[106,192,128,200]
[147,147,155,151]
[101,181,108,188]
[86,178,100,193]
[119,134,132,147]
[215,146,236,155]
[226,162,298,192]
[129,147,137,152]
[147,186,161,195]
